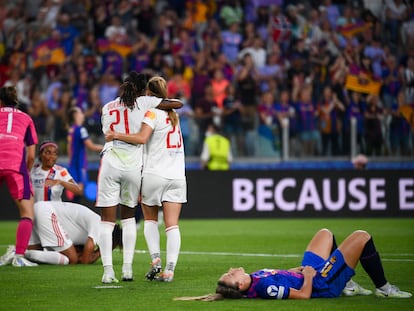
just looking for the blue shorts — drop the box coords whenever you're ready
[302,249,355,298]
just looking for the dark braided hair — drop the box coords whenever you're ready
[120,71,152,109]
[216,281,244,299]
[0,86,19,107]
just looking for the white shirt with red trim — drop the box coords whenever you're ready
[31,163,74,202]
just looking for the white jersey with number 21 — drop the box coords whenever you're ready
[101,96,162,169]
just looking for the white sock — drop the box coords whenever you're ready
[144,220,160,260]
[165,225,180,272]
[25,249,69,265]
[100,221,115,268]
[121,217,136,269]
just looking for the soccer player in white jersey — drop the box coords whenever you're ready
[2,141,113,265]
[31,141,82,202]
[97,71,183,284]
[25,201,122,265]
[0,200,122,265]
[105,76,187,282]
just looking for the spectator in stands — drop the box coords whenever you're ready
[293,82,319,157]
[222,83,244,157]
[384,0,409,46]
[238,36,266,69]
[91,3,110,39]
[234,53,260,156]
[28,87,53,143]
[257,90,279,156]
[219,0,243,28]
[317,85,345,156]
[402,56,414,104]
[211,68,230,110]
[323,0,341,29]
[167,58,192,100]
[134,0,156,37]
[258,50,285,93]
[194,83,219,153]
[381,54,403,112]
[389,90,412,156]
[285,4,307,40]
[364,94,384,156]
[221,22,243,64]
[105,14,128,45]
[191,52,211,107]
[60,0,88,33]
[274,89,299,158]
[342,91,367,156]
[54,87,73,147]
[55,12,80,57]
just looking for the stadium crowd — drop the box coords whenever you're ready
[1,0,414,158]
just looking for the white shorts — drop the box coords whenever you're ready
[96,154,141,208]
[141,173,187,206]
[29,203,73,252]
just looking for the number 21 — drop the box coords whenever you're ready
[109,109,130,133]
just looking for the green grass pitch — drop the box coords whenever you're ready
[0,218,413,311]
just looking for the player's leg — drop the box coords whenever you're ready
[160,201,182,282]
[338,230,411,298]
[157,178,186,282]
[8,171,38,267]
[120,204,137,281]
[141,174,163,280]
[96,160,120,283]
[14,198,35,256]
[100,206,118,283]
[119,169,142,281]
[337,230,370,269]
[304,228,333,260]
[25,249,69,265]
[142,203,162,280]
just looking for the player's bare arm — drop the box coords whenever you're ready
[288,266,316,299]
[105,124,153,145]
[157,98,183,110]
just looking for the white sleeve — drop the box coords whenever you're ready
[141,109,157,129]
[141,96,163,111]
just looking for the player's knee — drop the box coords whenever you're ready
[352,230,371,242]
[318,228,333,237]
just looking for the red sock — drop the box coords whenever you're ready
[15,218,33,255]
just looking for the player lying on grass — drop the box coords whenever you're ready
[0,201,122,265]
[175,228,412,301]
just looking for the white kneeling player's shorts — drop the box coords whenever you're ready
[141,173,187,206]
[96,154,141,208]
[29,203,73,252]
